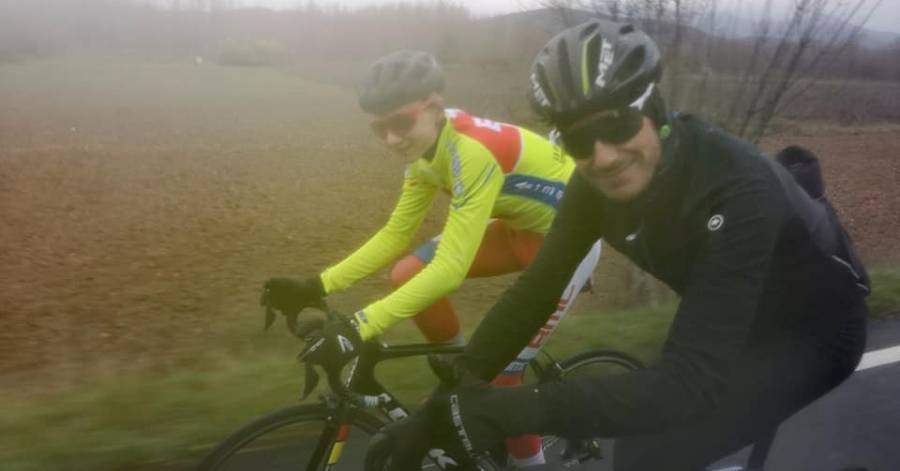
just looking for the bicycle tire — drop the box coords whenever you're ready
[557,348,645,373]
[539,348,644,469]
[197,404,385,471]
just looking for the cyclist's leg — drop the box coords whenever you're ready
[612,298,867,471]
[495,239,603,467]
[390,220,530,344]
[390,247,462,344]
[498,239,603,375]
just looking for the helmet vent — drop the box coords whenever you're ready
[579,21,599,39]
[533,64,555,110]
[410,63,427,80]
[620,24,635,34]
[584,34,600,95]
[618,46,646,88]
[556,39,576,103]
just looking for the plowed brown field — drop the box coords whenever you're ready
[1,58,898,390]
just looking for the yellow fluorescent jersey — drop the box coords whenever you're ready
[320,109,575,340]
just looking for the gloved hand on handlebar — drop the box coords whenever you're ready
[364,356,544,470]
[365,413,436,471]
[297,312,363,373]
[260,276,326,315]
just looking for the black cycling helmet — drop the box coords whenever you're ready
[529,20,663,129]
[358,50,445,115]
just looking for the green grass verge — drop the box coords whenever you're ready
[0,303,675,471]
[3,270,898,471]
[869,266,900,319]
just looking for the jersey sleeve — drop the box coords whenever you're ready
[353,143,504,340]
[319,169,436,295]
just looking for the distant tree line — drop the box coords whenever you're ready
[2,0,897,134]
[0,1,472,62]
[533,0,891,140]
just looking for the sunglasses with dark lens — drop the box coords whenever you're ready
[369,99,433,140]
[558,108,644,159]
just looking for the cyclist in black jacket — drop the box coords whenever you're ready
[365,20,870,471]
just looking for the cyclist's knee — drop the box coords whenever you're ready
[413,302,461,344]
[390,255,426,288]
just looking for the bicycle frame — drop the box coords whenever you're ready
[305,340,467,471]
[290,239,603,470]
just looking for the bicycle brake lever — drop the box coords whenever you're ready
[301,363,320,400]
[264,307,276,331]
[285,312,299,335]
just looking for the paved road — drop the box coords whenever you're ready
[708,317,900,471]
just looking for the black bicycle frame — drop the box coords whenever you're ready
[308,340,467,471]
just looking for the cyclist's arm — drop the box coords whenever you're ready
[461,173,602,377]
[353,150,504,340]
[537,176,784,436]
[319,171,436,295]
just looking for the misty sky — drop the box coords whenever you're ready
[243,0,900,34]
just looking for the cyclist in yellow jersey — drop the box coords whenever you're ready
[260,50,602,467]
[322,104,574,343]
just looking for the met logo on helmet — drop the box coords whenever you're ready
[595,38,615,88]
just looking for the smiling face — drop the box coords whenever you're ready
[573,116,662,201]
[368,96,445,160]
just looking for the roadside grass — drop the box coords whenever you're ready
[0,302,675,471]
[0,344,302,471]
[869,266,900,319]
[2,266,899,471]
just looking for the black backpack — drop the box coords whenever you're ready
[776,146,870,294]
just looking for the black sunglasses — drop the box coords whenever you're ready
[558,107,644,159]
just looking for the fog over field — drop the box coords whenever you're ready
[238,0,900,34]
[2,0,899,382]
[1,2,899,469]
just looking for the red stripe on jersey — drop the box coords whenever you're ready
[448,110,521,173]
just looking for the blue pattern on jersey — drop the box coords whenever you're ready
[501,175,566,208]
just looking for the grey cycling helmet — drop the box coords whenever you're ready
[529,20,663,128]
[358,50,445,115]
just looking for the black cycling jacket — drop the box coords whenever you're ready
[460,113,869,436]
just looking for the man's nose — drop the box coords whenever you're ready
[385,130,404,146]
[588,140,620,168]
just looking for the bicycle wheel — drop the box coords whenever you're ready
[540,349,644,469]
[557,348,645,376]
[197,404,385,471]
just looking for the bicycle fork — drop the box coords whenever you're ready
[306,403,353,471]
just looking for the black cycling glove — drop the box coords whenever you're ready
[298,313,363,373]
[260,276,326,315]
[364,357,545,470]
[426,379,543,462]
[365,414,434,471]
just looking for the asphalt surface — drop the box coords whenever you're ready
[706,317,900,471]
